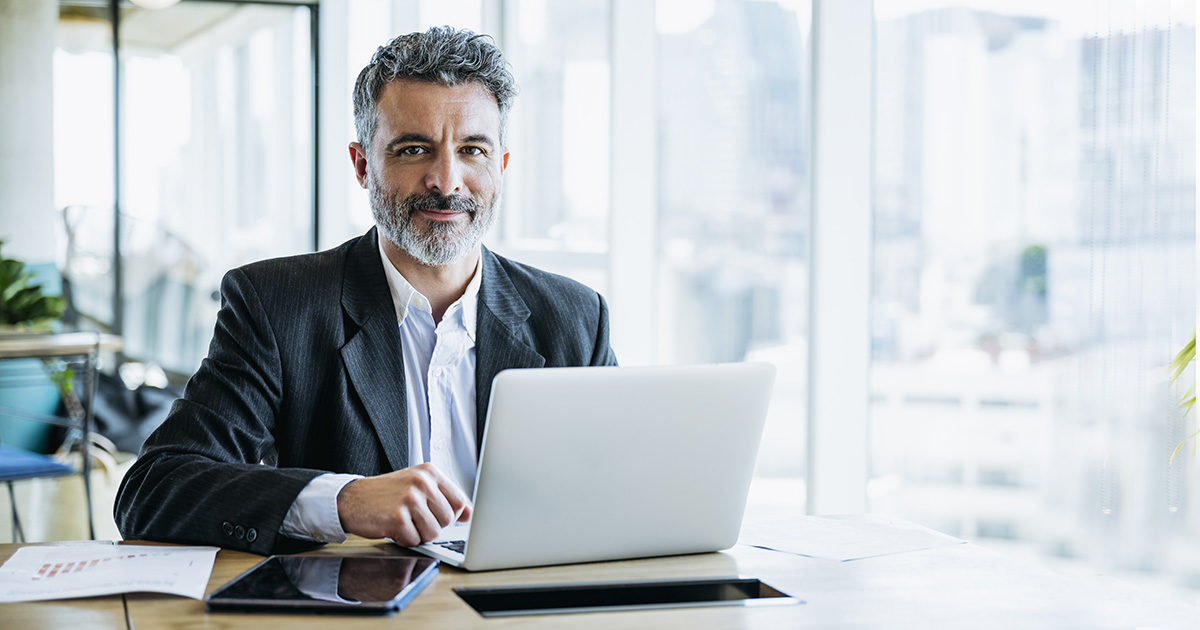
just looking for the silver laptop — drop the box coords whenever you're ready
[410,363,776,571]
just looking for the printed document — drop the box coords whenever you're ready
[0,543,218,602]
[739,513,964,561]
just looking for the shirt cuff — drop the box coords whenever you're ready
[279,473,363,543]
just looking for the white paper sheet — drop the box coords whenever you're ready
[0,544,219,602]
[738,513,965,561]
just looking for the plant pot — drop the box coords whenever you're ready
[0,357,59,453]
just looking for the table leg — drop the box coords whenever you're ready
[7,480,24,543]
[80,341,97,540]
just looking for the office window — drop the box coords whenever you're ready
[52,1,316,373]
[501,0,611,255]
[55,5,116,328]
[116,2,315,372]
[657,0,812,508]
[480,0,613,296]
[871,0,1196,582]
[417,0,483,32]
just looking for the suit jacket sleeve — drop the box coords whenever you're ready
[592,293,618,367]
[115,268,327,554]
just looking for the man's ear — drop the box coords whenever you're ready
[501,150,510,172]
[349,142,369,189]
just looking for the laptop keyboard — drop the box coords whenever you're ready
[433,540,466,554]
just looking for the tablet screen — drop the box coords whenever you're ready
[207,555,438,613]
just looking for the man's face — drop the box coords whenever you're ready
[351,79,509,266]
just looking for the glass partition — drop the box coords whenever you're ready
[55,4,116,330]
[116,2,315,372]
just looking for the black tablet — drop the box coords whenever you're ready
[206,555,439,614]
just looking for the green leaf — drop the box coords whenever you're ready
[47,365,75,398]
[0,260,30,302]
[1170,428,1200,463]
[1171,332,1195,383]
[0,245,64,328]
[7,286,56,324]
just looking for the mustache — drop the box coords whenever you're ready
[402,191,479,215]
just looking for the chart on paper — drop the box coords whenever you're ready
[32,552,152,580]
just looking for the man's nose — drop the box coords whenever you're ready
[424,152,464,195]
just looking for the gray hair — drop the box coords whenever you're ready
[353,26,517,154]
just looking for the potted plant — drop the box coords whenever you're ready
[0,241,65,332]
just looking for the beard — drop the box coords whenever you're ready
[368,176,498,267]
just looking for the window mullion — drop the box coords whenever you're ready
[807,0,873,514]
[607,0,658,365]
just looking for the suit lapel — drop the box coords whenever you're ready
[475,248,545,449]
[339,228,409,472]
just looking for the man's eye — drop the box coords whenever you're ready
[399,146,426,156]
[461,146,484,156]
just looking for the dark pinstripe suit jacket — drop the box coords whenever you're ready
[114,227,616,554]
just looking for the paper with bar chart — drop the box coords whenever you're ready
[0,544,218,602]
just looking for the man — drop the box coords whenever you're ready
[115,26,616,555]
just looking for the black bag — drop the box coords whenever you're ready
[85,372,179,454]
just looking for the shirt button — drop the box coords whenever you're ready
[234,525,245,540]
[222,521,233,536]
[246,528,258,543]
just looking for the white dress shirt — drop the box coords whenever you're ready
[279,242,482,543]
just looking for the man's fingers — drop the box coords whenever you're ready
[390,506,421,547]
[429,470,471,517]
[408,502,442,543]
[425,490,456,528]
[417,463,472,522]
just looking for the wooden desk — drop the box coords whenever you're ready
[4,537,1199,628]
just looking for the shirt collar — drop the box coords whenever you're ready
[377,237,482,341]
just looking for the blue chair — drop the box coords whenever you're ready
[0,443,74,542]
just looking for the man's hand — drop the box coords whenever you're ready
[336,463,471,546]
